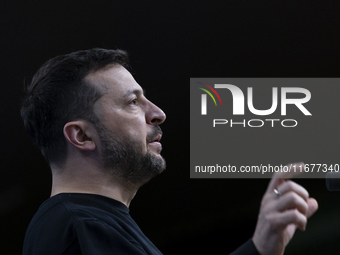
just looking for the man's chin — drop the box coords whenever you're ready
[151,153,166,167]
[147,143,162,154]
[148,152,166,173]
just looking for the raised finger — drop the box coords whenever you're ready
[267,162,305,192]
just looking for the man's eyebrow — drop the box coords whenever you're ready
[122,89,145,98]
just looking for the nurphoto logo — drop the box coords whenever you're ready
[190,78,339,179]
[197,82,312,128]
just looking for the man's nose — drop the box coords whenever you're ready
[146,101,166,125]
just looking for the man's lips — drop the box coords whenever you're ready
[147,127,163,152]
[150,134,162,143]
[148,134,162,146]
[147,133,163,152]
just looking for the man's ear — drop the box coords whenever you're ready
[63,121,96,151]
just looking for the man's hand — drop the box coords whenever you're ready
[252,162,318,255]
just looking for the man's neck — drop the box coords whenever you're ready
[50,165,138,207]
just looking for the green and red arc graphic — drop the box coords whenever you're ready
[197,82,222,106]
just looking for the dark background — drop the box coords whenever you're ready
[1,1,340,254]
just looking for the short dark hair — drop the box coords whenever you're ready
[21,48,129,167]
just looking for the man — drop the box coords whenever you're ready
[21,48,318,255]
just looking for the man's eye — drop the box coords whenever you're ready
[131,99,137,105]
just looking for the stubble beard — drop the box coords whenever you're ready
[94,122,166,187]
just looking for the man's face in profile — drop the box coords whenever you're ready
[87,65,166,184]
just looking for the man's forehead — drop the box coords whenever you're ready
[85,65,143,95]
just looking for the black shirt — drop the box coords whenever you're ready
[23,193,162,255]
[23,193,259,254]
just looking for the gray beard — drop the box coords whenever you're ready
[94,122,166,186]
